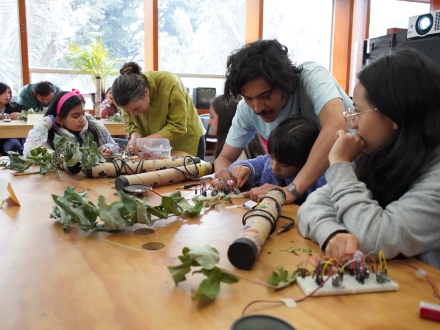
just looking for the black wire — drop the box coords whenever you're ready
[242,208,278,235]
[169,156,199,179]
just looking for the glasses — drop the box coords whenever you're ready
[343,107,378,129]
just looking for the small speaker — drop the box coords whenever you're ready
[192,87,216,109]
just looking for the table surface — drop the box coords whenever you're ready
[0,119,126,139]
[0,166,439,330]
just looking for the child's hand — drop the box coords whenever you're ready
[231,165,251,188]
[98,146,113,155]
[10,112,20,120]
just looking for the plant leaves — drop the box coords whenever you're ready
[189,245,220,270]
[267,266,300,289]
[191,267,222,300]
[97,196,126,231]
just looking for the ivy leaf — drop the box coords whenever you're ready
[168,247,194,285]
[267,266,300,289]
[189,245,220,270]
[97,196,126,231]
[195,267,239,284]
[191,267,222,300]
[51,194,94,230]
[158,196,175,215]
[65,143,82,166]
[135,198,154,226]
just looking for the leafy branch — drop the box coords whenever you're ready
[18,107,47,121]
[106,111,123,122]
[168,246,239,301]
[0,132,105,176]
[50,187,203,232]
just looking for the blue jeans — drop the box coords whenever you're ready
[0,138,25,155]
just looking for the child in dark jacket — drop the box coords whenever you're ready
[229,116,326,204]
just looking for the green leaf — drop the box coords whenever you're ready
[167,258,192,285]
[267,266,300,289]
[51,194,94,230]
[97,196,126,231]
[192,267,222,300]
[189,245,220,270]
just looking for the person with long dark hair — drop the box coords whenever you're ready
[208,95,265,160]
[111,62,205,158]
[298,48,440,269]
[0,82,25,155]
[24,90,118,156]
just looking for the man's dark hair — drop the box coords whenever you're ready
[32,81,56,96]
[224,39,302,100]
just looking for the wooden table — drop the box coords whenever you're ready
[0,119,126,139]
[0,168,439,329]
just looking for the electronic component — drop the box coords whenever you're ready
[419,301,440,322]
[243,200,258,210]
[297,275,399,296]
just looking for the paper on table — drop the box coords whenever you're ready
[0,177,20,207]
[27,114,44,125]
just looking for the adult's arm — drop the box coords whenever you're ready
[121,109,143,139]
[214,143,244,178]
[298,183,348,248]
[324,160,440,260]
[247,98,348,204]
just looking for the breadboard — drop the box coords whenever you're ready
[297,275,399,296]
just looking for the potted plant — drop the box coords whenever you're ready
[64,36,123,106]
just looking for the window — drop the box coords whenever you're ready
[0,0,22,97]
[25,0,144,93]
[158,0,247,75]
[263,0,333,70]
[369,0,430,38]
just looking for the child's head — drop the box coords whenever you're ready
[46,91,86,132]
[105,87,113,99]
[0,82,12,107]
[208,94,241,136]
[267,116,319,179]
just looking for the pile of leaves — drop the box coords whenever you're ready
[0,132,105,176]
[168,246,239,300]
[106,111,123,122]
[51,187,203,231]
[18,108,47,121]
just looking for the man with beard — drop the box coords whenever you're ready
[214,39,352,204]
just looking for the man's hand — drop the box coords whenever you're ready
[230,165,251,188]
[214,168,233,181]
[329,130,364,166]
[325,233,360,263]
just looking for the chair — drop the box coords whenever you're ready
[113,138,129,149]
[199,114,217,158]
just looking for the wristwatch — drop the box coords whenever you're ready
[287,182,303,199]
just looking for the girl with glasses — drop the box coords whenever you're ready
[298,49,440,269]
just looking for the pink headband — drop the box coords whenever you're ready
[56,89,84,115]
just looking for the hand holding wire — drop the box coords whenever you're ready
[230,165,251,188]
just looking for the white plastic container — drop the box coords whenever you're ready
[136,138,172,159]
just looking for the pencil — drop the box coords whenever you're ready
[13,171,40,176]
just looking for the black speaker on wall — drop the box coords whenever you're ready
[192,87,216,109]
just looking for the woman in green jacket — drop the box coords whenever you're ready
[111,62,205,158]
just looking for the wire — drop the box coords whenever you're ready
[390,260,440,300]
